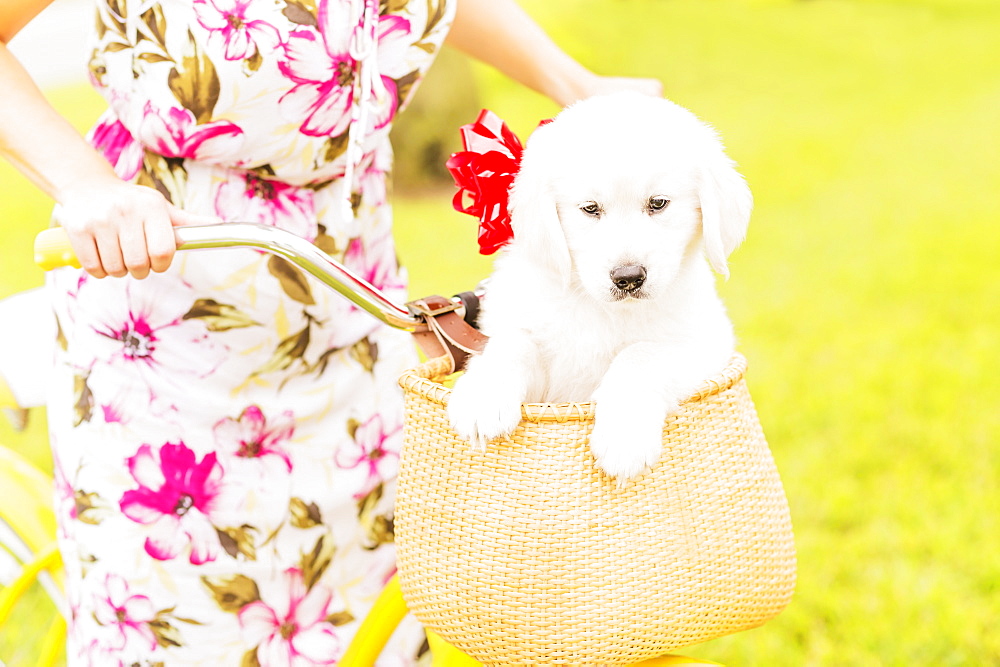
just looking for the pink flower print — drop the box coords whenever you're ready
[193,0,281,61]
[137,102,245,161]
[92,573,158,652]
[277,5,414,138]
[366,14,414,129]
[278,27,356,138]
[88,370,156,425]
[89,310,173,388]
[372,13,414,80]
[343,230,405,297]
[239,567,342,665]
[214,171,317,241]
[214,405,295,473]
[52,452,77,532]
[103,313,157,365]
[101,402,125,424]
[368,77,398,131]
[89,116,143,180]
[335,414,402,496]
[314,229,405,349]
[81,277,224,392]
[120,442,226,564]
[357,146,390,208]
[81,639,124,667]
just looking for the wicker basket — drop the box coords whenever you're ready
[395,354,795,665]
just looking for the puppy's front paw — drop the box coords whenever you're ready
[447,367,524,451]
[589,398,678,485]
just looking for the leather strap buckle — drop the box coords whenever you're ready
[408,298,461,318]
[406,295,487,374]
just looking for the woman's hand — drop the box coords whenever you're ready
[55,178,221,280]
[1,37,220,281]
[567,75,664,106]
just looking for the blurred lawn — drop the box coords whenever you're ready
[3,0,1000,664]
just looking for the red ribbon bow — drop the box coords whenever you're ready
[445,110,525,255]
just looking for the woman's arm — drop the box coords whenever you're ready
[0,0,54,43]
[445,0,662,107]
[0,0,216,279]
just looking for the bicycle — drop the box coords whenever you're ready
[0,222,790,665]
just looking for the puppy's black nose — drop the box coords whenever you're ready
[610,264,647,292]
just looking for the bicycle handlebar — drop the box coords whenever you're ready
[34,224,425,330]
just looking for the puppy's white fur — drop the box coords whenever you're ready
[447,92,752,483]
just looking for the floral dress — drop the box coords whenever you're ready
[45,1,454,664]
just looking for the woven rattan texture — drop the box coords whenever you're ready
[395,355,796,665]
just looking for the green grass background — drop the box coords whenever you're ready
[2,0,999,663]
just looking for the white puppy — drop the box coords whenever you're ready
[447,92,753,483]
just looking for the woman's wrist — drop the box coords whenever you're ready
[53,168,123,205]
[550,72,666,108]
[535,57,665,109]
[538,61,603,108]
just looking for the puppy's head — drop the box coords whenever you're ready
[508,92,752,302]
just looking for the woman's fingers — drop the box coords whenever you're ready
[94,223,128,278]
[168,202,222,228]
[56,183,207,279]
[590,76,664,100]
[70,230,107,279]
[143,209,178,275]
[120,209,156,279]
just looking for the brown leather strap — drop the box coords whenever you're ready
[408,295,488,374]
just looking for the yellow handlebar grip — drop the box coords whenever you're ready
[34,228,81,271]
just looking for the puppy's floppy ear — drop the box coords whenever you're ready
[507,128,573,283]
[698,149,753,279]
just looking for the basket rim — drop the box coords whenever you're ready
[398,353,748,423]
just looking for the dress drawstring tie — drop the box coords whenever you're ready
[342,0,385,226]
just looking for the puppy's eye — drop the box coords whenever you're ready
[580,202,602,217]
[647,196,670,213]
